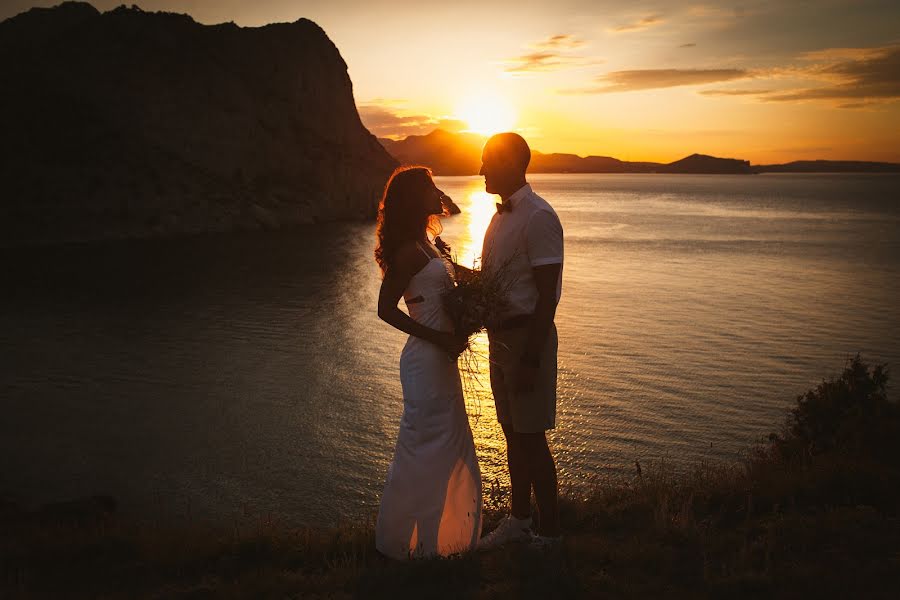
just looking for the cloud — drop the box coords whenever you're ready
[612,14,663,33]
[762,45,900,105]
[564,68,749,94]
[534,34,585,50]
[686,44,900,108]
[504,51,598,73]
[573,44,900,107]
[798,46,888,62]
[836,103,871,110]
[504,34,601,74]
[700,88,773,96]
[357,103,465,139]
[686,4,754,27]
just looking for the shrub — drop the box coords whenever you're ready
[770,355,898,465]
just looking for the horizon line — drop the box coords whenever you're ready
[376,128,900,167]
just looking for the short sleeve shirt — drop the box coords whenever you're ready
[482,184,564,318]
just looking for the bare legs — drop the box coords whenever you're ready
[501,423,560,536]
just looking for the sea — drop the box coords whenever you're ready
[2,173,899,526]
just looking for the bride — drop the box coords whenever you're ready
[373,166,483,559]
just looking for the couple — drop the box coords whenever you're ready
[374,133,564,559]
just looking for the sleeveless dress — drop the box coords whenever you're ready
[375,244,483,560]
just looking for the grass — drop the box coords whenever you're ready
[3,356,899,599]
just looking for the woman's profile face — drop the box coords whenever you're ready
[424,183,445,216]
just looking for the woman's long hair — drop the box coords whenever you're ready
[374,166,443,276]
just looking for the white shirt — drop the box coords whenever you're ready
[482,183,564,318]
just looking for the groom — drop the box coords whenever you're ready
[478,133,564,548]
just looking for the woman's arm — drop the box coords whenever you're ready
[377,243,468,356]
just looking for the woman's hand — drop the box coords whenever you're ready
[433,331,469,357]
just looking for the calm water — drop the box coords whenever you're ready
[2,173,899,526]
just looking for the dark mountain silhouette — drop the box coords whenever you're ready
[660,153,752,174]
[0,2,397,245]
[379,131,752,174]
[379,132,660,174]
[379,130,900,175]
[378,129,486,176]
[755,160,900,173]
[530,152,660,173]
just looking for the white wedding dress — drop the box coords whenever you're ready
[375,243,482,560]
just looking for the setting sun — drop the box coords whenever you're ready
[456,93,516,136]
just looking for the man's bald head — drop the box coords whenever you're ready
[480,133,531,196]
[484,133,531,173]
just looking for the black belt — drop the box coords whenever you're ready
[496,314,534,331]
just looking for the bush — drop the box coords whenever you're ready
[770,355,898,465]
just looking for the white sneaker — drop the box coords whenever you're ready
[478,515,532,550]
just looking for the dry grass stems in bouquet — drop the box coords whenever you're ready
[435,237,518,420]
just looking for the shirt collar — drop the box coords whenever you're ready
[505,183,531,209]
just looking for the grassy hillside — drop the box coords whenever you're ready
[3,356,899,598]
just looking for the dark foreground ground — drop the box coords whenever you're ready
[3,357,899,599]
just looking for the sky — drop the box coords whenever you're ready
[4,0,900,163]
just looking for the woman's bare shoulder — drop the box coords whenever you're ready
[389,241,428,276]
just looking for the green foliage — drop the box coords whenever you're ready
[770,355,898,465]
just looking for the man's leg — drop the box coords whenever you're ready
[519,431,559,537]
[501,423,532,520]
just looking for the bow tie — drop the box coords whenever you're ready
[496,201,512,214]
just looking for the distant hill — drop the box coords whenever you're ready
[661,153,752,174]
[379,131,753,174]
[379,129,900,175]
[530,152,660,173]
[378,129,485,175]
[755,161,900,173]
[0,2,397,246]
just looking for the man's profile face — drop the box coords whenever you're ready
[479,144,511,195]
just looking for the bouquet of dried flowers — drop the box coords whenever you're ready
[435,236,515,338]
[435,236,517,410]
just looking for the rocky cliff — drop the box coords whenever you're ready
[0,2,397,245]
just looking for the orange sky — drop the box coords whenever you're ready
[5,0,900,163]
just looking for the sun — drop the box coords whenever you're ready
[456,93,517,136]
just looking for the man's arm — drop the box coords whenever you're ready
[515,207,563,393]
[522,263,560,362]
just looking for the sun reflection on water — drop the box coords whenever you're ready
[452,188,496,269]
[460,330,510,505]
[443,182,512,499]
